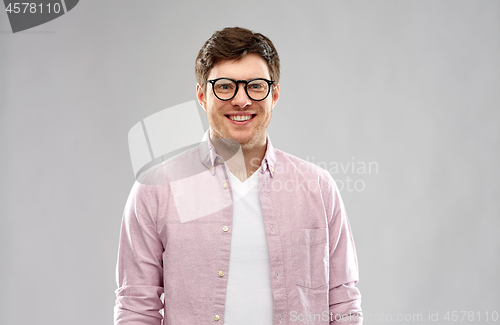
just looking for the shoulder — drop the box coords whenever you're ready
[274,148,333,183]
[273,148,341,217]
[130,145,204,207]
[137,145,203,183]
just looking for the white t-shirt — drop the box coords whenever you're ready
[223,168,274,324]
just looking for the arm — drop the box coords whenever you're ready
[326,175,363,324]
[114,181,164,325]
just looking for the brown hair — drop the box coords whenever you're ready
[195,27,280,87]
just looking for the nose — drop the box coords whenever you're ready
[230,83,251,108]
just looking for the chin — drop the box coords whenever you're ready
[225,130,249,141]
[232,136,251,145]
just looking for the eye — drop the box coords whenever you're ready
[248,81,267,91]
[214,80,235,92]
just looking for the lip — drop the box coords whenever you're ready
[225,113,256,126]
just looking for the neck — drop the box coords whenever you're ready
[209,134,267,182]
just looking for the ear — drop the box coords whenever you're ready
[196,83,207,111]
[271,84,280,109]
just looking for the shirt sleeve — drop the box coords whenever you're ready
[114,181,164,325]
[326,174,363,325]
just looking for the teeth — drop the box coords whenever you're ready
[229,115,252,121]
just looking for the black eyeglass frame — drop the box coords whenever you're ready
[204,78,275,101]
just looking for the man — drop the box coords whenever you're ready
[115,27,363,324]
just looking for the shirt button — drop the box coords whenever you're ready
[222,226,229,232]
[214,315,220,321]
[217,158,222,164]
[218,271,224,277]
[270,167,274,173]
[223,182,228,188]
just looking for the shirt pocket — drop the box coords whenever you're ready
[292,228,328,289]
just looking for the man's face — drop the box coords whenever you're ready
[196,53,279,149]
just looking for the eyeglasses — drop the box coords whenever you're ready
[204,78,274,101]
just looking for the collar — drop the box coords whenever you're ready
[199,130,277,177]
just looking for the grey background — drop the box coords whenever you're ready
[1,0,499,324]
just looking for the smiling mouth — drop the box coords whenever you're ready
[225,114,256,122]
